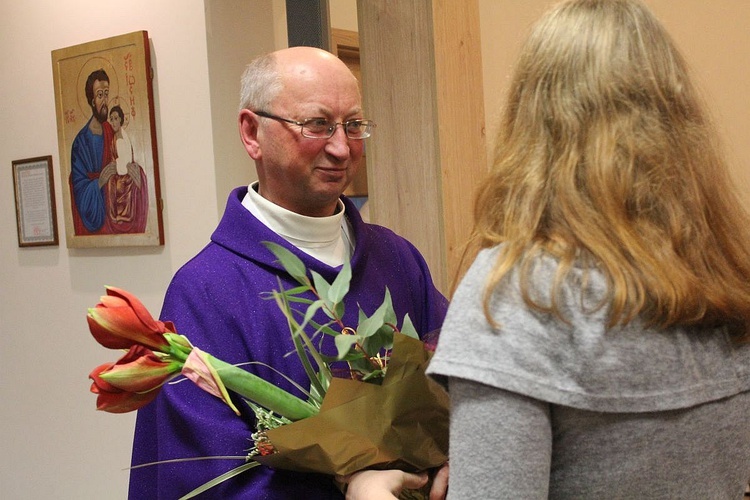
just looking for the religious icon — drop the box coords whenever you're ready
[52,31,164,248]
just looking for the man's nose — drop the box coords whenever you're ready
[325,126,351,159]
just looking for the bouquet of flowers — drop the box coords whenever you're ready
[88,242,449,498]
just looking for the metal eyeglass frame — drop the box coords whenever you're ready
[253,110,375,139]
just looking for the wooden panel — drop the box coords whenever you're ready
[332,29,369,198]
[356,0,486,293]
[432,0,487,290]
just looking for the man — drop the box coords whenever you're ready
[69,69,118,234]
[129,47,448,498]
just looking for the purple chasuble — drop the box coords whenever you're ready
[129,187,448,499]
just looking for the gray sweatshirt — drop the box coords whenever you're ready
[428,246,750,499]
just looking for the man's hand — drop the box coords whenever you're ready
[98,162,118,187]
[337,469,429,500]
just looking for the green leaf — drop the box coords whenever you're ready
[284,295,316,306]
[356,289,399,341]
[328,261,352,304]
[399,313,420,339]
[361,368,386,382]
[357,302,388,338]
[333,300,345,319]
[347,355,376,375]
[381,288,397,327]
[362,325,395,353]
[261,289,315,307]
[334,334,361,359]
[310,271,334,318]
[300,299,325,332]
[307,318,340,337]
[319,350,365,364]
[263,241,310,286]
[261,284,311,298]
[295,325,332,395]
[179,461,261,500]
[310,271,330,300]
[312,369,330,399]
[271,290,327,401]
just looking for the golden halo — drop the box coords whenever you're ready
[107,96,131,129]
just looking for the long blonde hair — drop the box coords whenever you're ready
[472,0,750,338]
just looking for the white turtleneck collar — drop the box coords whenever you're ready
[241,182,354,267]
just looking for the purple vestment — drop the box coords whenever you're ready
[129,187,448,499]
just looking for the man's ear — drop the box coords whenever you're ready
[239,109,261,159]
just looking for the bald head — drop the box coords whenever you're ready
[274,46,357,85]
[239,46,360,112]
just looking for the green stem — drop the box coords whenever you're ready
[169,345,190,363]
[207,355,318,421]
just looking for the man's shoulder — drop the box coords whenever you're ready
[72,117,100,148]
[357,221,419,255]
[355,218,404,242]
[169,239,277,288]
[172,242,229,276]
[72,122,91,142]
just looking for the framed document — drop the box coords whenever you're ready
[12,156,59,247]
[51,31,164,248]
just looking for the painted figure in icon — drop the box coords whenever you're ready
[69,68,148,235]
[107,104,148,233]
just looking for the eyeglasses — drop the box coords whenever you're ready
[254,110,375,139]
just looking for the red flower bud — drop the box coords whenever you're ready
[89,345,177,413]
[88,286,174,352]
[98,345,181,392]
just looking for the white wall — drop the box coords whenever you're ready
[1,1,219,498]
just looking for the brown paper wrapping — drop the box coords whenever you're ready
[255,333,449,476]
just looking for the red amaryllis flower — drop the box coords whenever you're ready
[89,345,172,413]
[98,345,182,392]
[88,286,175,352]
